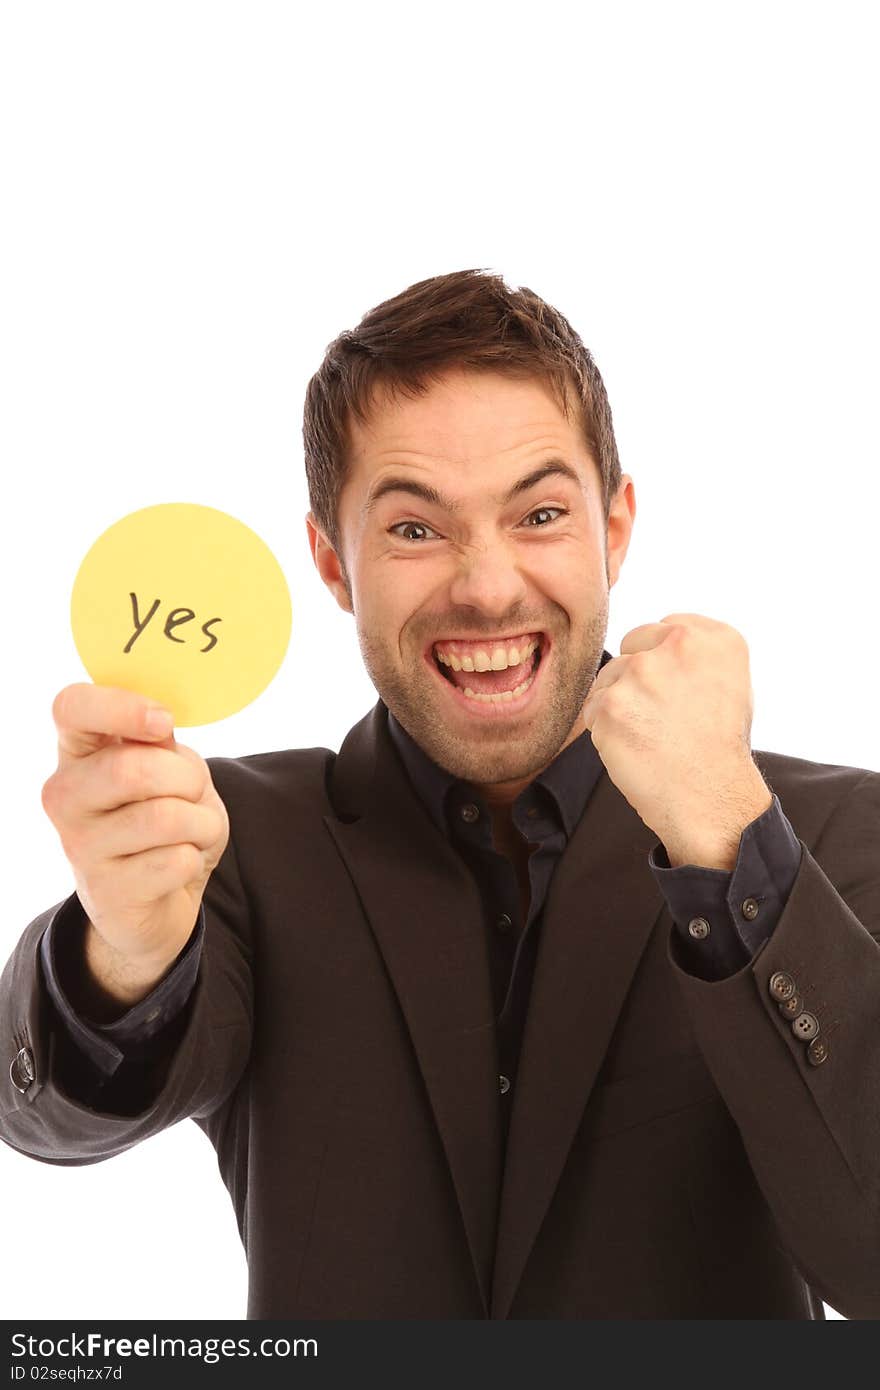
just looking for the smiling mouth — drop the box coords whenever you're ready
[431,634,545,701]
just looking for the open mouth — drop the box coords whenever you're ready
[426,633,548,713]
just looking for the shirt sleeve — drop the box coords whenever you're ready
[39,891,205,1080]
[647,793,803,981]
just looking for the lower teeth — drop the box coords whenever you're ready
[459,665,537,704]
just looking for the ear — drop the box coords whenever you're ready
[606,475,636,588]
[306,513,354,614]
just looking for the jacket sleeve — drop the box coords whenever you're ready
[667,768,880,1320]
[29,899,206,1116]
[41,893,205,1072]
[0,764,253,1166]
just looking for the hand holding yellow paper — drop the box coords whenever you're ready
[70,503,292,726]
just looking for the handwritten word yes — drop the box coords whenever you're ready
[124,592,222,655]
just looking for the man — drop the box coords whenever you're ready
[2,269,879,1319]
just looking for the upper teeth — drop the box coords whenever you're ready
[434,638,539,672]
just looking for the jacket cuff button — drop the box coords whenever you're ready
[9,1046,35,1094]
[777,993,802,1018]
[807,1038,829,1066]
[769,970,796,1001]
[791,1011,820,1041]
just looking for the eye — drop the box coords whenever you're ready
[388,507,568,543]
[522,507,568,527]
[388,520,440,542]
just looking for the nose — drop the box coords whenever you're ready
[446,535,529,620]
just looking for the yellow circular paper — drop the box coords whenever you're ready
[71,503,292,727]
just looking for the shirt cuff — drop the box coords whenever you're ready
[39,893,206,1078]
[648,793,803,979]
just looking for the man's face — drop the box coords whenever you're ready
[308,367,635,794]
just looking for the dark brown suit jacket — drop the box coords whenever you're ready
[2,700,880,1318]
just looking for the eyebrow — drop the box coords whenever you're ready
[362,459,584,517]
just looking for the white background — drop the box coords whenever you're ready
[1,1,876,1322]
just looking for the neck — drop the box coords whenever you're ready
[467,710,587,825]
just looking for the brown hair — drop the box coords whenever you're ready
[302,267,622,564]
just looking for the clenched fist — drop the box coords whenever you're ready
[582,613,773,869]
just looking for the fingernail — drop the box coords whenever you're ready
[145,707,174,736]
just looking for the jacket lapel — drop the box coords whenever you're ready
[490,769,666,1319]
[323,701,503,1314]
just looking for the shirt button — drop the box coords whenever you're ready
[526,807,539,819]
[495,913,513,934]
[688,916,711,940]
[460,803,480,824]
[741,897,760,921]
[791,1011,820,1041]
[768,971,796,1002]
[499,1075,511,1094]
[807,1038,829,1067]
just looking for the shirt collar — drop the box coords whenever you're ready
[387,648,614,842]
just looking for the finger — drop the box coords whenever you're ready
[56,742,208,817]
[587,652,630,696]
[53,684,176,766]
[657,612,717,628]
[618,623,674,656]
[97,797,226,862]
[88,842,209,912]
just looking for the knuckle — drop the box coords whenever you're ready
[191,760,211,802]
[668,624,696,660]
[42,770,78,832]
[601,685,624,718]
[52,683,91,730]
[179,746,211,798]
[210,805,229,849]
[174,842,203,879]
[165,741,198,792]
[40,774,59,816]
[51,686,75,729]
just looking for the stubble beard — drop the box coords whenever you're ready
[356,591,610,788]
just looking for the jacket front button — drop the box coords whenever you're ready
[499,1074,511,1094]
[9,1046,35,1094]
[792,1011,820,1041]
[741,897,760,920]
[807,1038,829,1066]
[769,971,796,1001]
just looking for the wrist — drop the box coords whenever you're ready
[80,922,175,1017]
[661,768,773,870]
